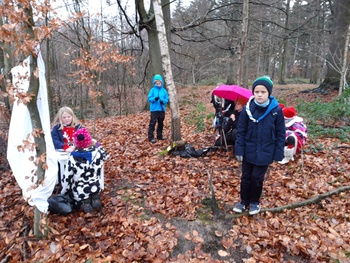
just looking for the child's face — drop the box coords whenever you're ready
[154,80,162,87]
[253,85,269,104]
[61,112,73,126]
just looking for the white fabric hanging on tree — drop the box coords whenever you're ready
[7,48,57,213]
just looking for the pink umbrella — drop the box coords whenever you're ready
[212,84,252,106]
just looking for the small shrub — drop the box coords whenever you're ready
[184,102,207,132]
[297,95,350,141]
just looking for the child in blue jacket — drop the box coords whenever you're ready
[147,74,169,143]
[233,76,285,215]
[51,106,82,153]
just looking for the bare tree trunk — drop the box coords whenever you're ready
[153,0,182,142]
[23,4,48,238]
[339,24,350,97]
[136,0,161,76]
[319,0,350,92]
[236,0,249,87]
[278,0,290,85]
[0,16,12,110]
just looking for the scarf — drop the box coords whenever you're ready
[245,96,278,123]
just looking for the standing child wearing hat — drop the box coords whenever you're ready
[233,76,285,215]
[147,74,169,143]
[60,128,109,213]
[278,106,308,164]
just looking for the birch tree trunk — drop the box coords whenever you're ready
[339,24,350,97]
[153,0,182,142]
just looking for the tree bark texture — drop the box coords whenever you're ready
[136,0,162,76]
[153,0,182,142]
[236,0,249,87]
[319,0,350,92]
[23,4,48,238]
[278,0,291,85]
[339,24,350,96]
[0,16,12,110]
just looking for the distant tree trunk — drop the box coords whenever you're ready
[23,4,48,238]
[339,24,350,96]
[308,0,322,84]
[236,0,249,87]
[153,0,182,142]
[278,0,290,85]
[318,0,350,93]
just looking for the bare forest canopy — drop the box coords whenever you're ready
[0,0,350,118]
[1,0,349,120]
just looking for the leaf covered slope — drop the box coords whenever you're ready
[1,85,349,262]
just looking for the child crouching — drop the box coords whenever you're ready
[61,128,109,213]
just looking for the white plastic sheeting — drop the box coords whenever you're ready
[7,49,58,213]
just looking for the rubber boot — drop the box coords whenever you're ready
[91,193,102,210]
[278,146,295,164]
[81,198,93,213]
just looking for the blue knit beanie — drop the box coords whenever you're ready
[252,75,273,96]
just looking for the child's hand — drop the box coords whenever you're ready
[66,147,75,153]
[235,155,243,162]
[92,139,101,147]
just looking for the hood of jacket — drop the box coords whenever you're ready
[152,74,164,88]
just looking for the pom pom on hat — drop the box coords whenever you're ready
[73,128,92,149]
[252,75,273,96]
[283,106,297,119]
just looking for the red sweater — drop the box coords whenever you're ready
[62,126,76,150]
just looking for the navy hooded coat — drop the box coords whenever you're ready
[235,96,285,166]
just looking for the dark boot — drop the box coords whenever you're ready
[91,193,102,210]
[81,198,93,213]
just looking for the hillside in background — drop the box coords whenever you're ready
[1,84,349,263]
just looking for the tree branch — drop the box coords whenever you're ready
[225,185,350,218]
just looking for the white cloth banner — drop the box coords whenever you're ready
[7,49,57,213]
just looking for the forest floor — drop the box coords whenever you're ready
[1,83,349,263]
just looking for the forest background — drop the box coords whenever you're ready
[0,0,350,262]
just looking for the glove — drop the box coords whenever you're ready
[155,97,159,101]
[160,100,164,104]
[235,155,243,162]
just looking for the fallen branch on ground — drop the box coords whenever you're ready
[225,185,350,219]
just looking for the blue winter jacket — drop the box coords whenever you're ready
[147,75,169,112]
[235,96,285,165]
